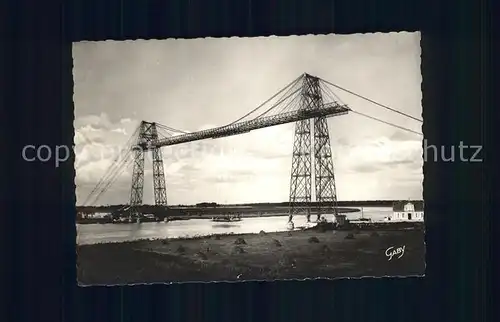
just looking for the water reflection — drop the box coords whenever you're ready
[76,207,393,245]
[211,224,242,229]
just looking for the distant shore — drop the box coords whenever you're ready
[76,207,361,224]
[77,201,400,214]
[77,225,425,285]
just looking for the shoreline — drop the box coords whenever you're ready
[77,226,425,285]
[76,201,403,214]
[76,207,362,224]
[78,221,425,246]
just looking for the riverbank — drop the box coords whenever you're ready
[76,207,361,224]
[77,201,399,214]
[77,227,425,285]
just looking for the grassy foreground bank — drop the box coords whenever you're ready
[77,228,425,285]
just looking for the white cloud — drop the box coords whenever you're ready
[333,135,422,172]
[75,112,113,130]
[111,128,127,135]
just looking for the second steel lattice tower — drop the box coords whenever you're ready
[288,74,339,222]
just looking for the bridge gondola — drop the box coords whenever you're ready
[211,214,242,223]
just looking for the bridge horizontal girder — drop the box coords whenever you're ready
[139,102,349,149]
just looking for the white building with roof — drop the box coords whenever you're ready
[386,200,424,222]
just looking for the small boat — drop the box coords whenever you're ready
[211,214,242,222]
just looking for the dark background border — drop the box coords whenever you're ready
[3,0,492,321]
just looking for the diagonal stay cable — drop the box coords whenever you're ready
[90,156,132,206]
[82,125,140,205]
[319,79,422,136]
[274,89,303,115]
[349,109,422,136]
[254,77,303,118]
[155,123,189,134]
[253,86,303,119]
[82,144,135,205]
[154,127,174,140]
[84,147,134,206]
[227,74,304,125]
[88,149,134,206]
[319,80,346,105]
[320,78,423,123]
[85,125,139,192]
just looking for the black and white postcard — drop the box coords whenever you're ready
[73,32,425,285]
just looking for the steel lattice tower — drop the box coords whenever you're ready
[129,121,167,218]
[288,74,339,223]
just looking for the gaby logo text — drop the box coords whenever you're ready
[385,245,405,261]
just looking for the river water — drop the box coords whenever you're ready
[76,207,393,245]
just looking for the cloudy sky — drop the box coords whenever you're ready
[72,32,423,206]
